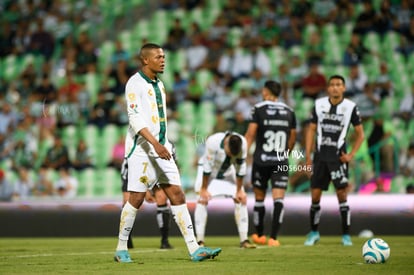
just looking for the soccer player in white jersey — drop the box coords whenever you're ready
[194,132,256,248]
[304,75,364,246]
[120,159,173,249]
[114,43,221,263]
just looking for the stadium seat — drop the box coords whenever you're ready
[3,54,19,81]
[177,100,196,134]
[77,168,95,198]
[97,124,120,169]
[61,125,78,160]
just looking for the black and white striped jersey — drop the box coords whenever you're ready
[310,97,362,161]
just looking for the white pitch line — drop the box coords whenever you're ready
[12,249,168,258]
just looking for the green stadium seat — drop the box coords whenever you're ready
[77,168,96,198]
[177,100,196,134]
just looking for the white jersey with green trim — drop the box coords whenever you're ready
[124,71,172,158]
[201,132,247,180]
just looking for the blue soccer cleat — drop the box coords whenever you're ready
[114,250,133,263]
[190,246,222,262]
[342,234,353,246]
[304,231,320,246]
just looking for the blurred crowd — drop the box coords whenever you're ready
[1,0,414,201]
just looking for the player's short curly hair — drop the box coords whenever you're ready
[264,80,281,97]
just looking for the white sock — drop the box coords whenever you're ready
[235,203,249,242]
[170,204,199,254]
[116,201,138,251]
[194,203,208,242]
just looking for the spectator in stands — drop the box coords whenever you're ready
[398,17,414,57]
[75,40,98,74]
[186,35,208,73]
[376,0,396,36]
[28,18,55,60]
[0,22,14,57]
[56,91,81,128]
[345,63,368,98]
[104,56,136,96]
[10,117,38,171]
[43,134,71,170]
[343,33,371,66]
[394,0,413,33]
[399,82,414,124]
[301,62,327,99]
[280,16,302,49]
[257,16,280,47]
[334,0,354,26]
[72,139,94,171]
[58,71,83,103]
[215,83,238,115]
[0,169,13,201]
[32,166,53,197]
[0,102,18,135]
[35,74,57,103]
[352,83,380,120]
[111,40,130,64]
[109,95,128,126]
[275,63,292,105]
[89,92,110,129]
[12,166,34,200]
[171,71,189,110]
[288,54,308,92]
[353,0,377,36]
[217,46,246,85]
[312,0,337,27]
[186,75,203,106]
[168,18,188,48]
[373,63,393,98]
[305,30,324,65]
[245,41,271,78]
[400,143,414,177]
[54,167,78,199]
[367,116,394,174]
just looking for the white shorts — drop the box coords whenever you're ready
[127,154,181,192]
[194,162,239,198]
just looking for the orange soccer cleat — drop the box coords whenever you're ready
[268,238,281,247]
[251,234,267,245]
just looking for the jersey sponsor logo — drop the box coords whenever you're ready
[321,123,343,132]
[260,154,283,162]
[321,137,338,147]
[322,112,343,121]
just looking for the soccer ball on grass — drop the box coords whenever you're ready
[362,238,390,264]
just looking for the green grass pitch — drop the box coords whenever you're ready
[1,236,413,274]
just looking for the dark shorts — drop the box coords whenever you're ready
[251,163,289,190]
[311,159,349,191]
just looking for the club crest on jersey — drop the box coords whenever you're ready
[130,103,136,109]
[139,176,149,185]
[128,93,136,101]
